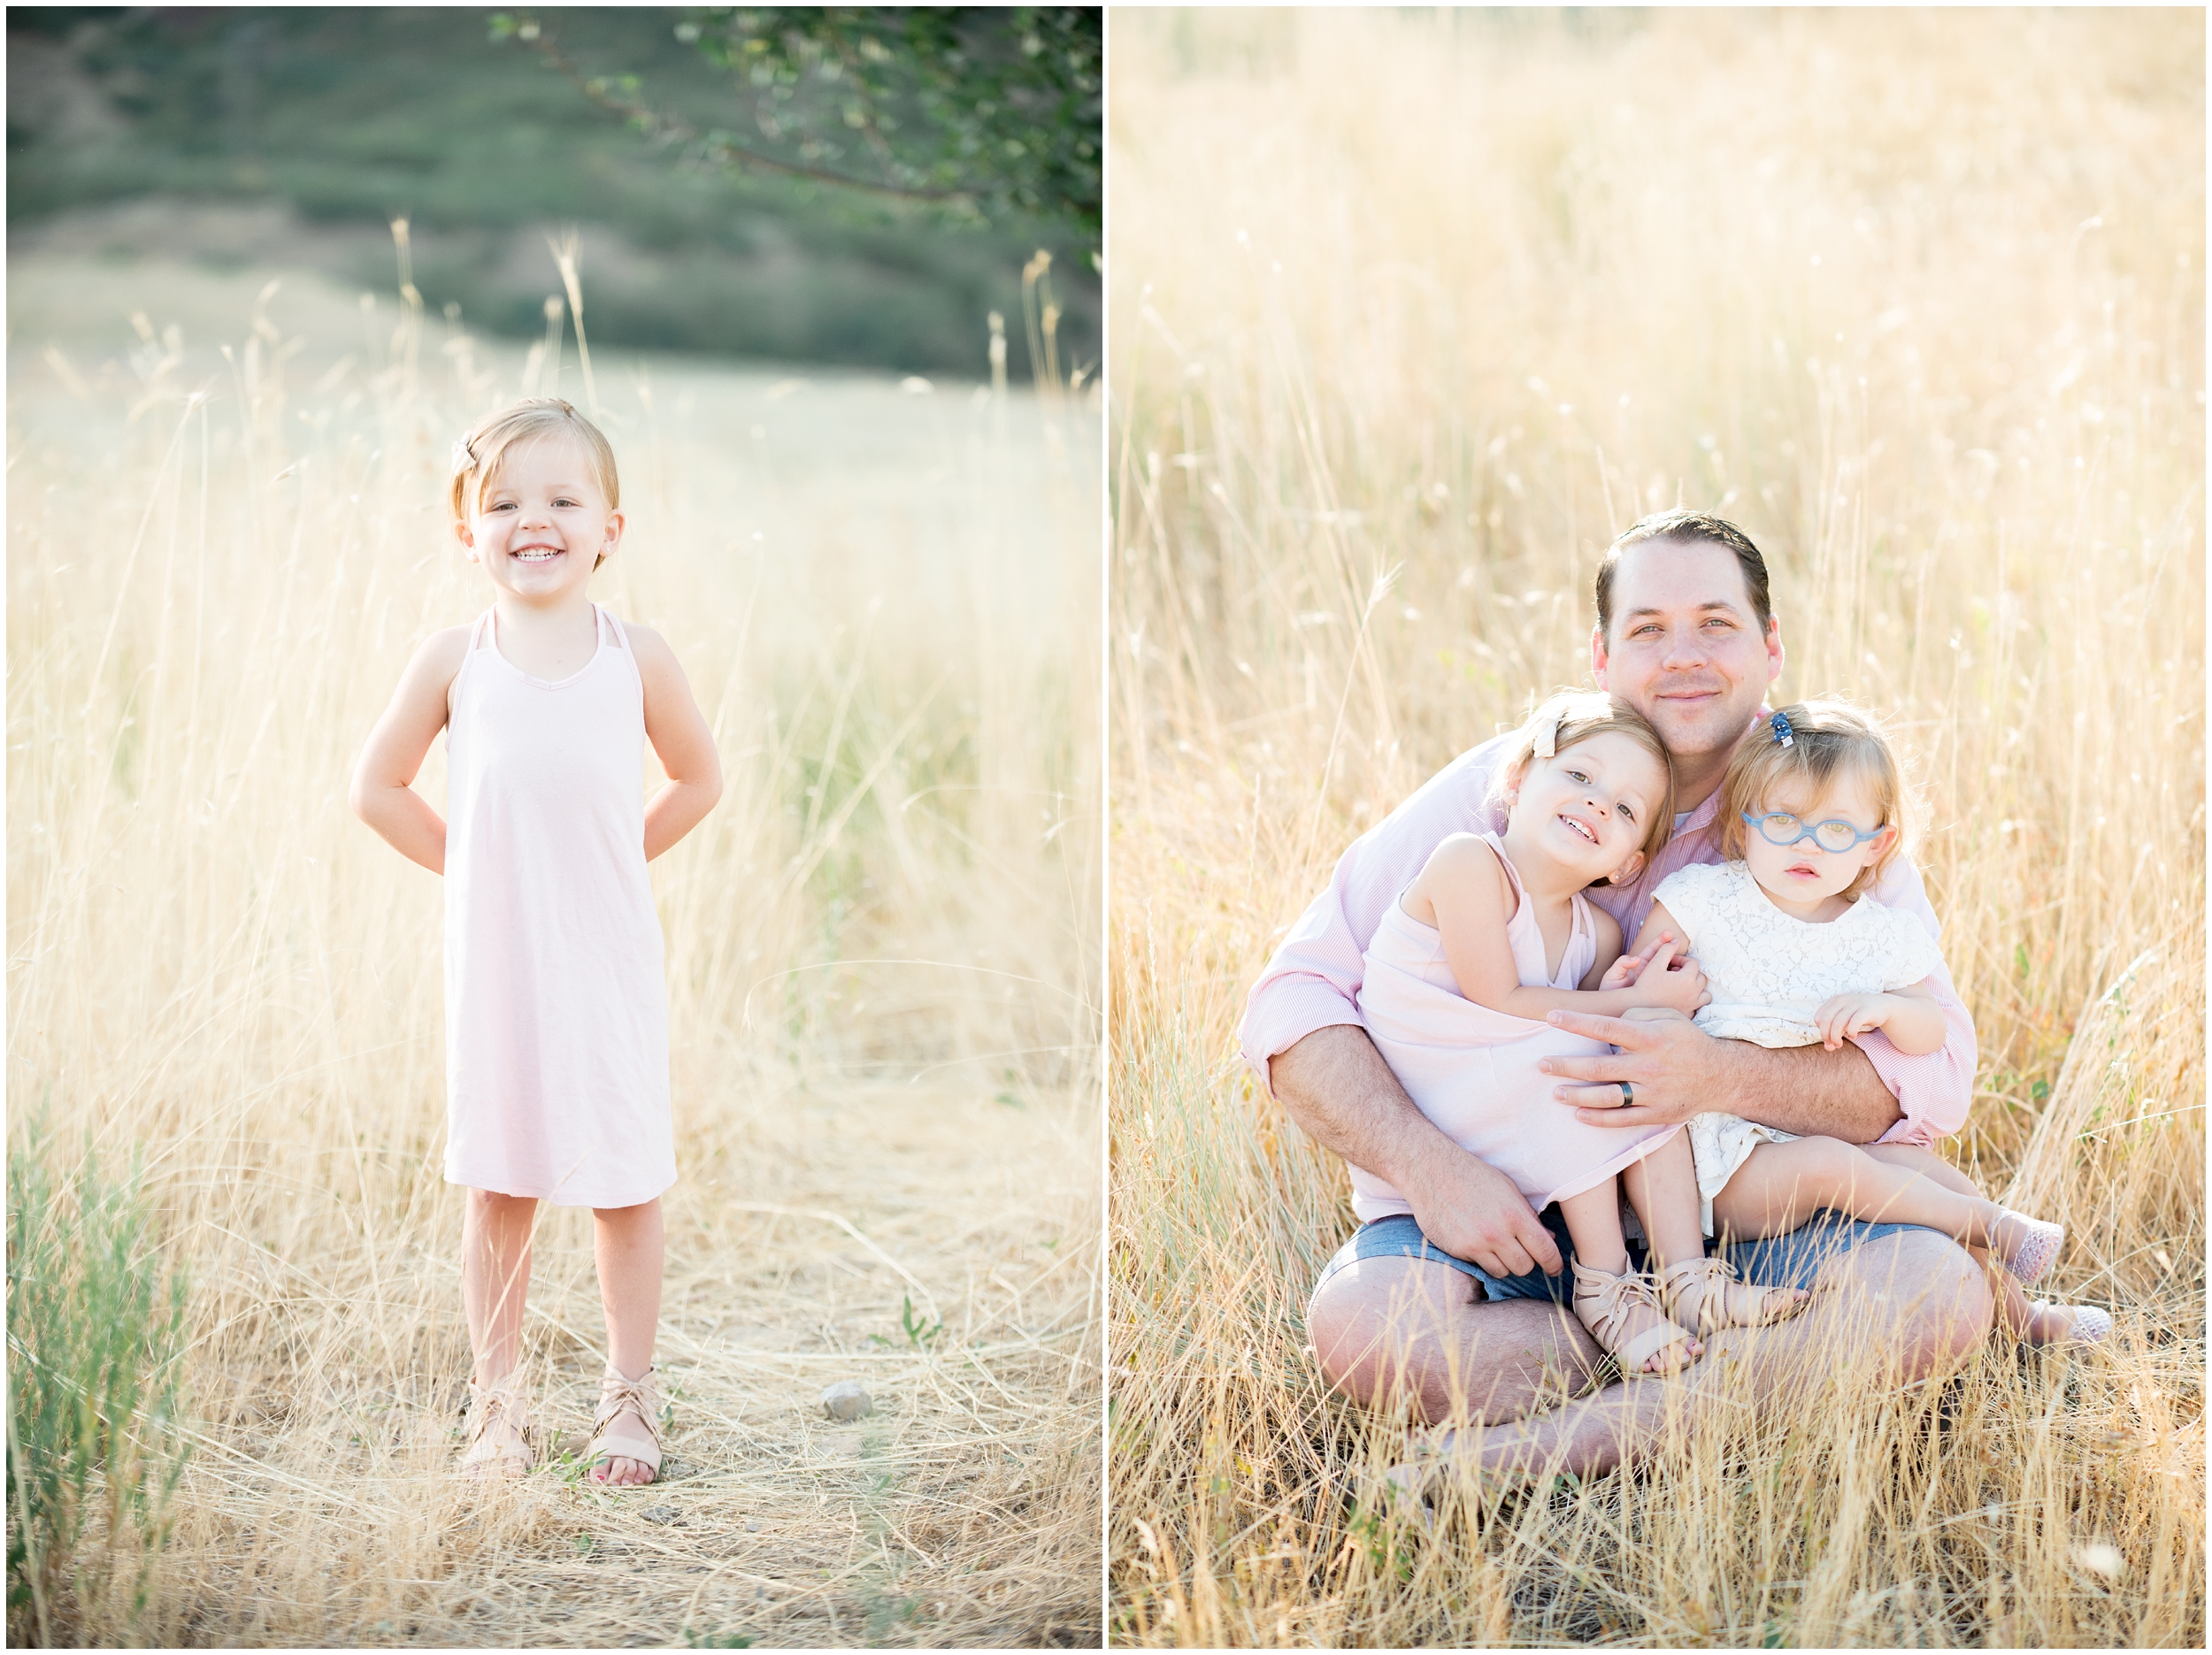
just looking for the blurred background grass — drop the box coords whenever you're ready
[7,5,1100,375]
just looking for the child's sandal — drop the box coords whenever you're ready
[1571,1260,1700,1376]
[1658,1255,1810,1337]
[461,1369,536,1480]
[585,1364,665,1484]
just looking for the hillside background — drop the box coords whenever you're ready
[7,5,1100,377]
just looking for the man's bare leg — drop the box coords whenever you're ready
[1440,1228,1993,1482]
[1307,1255,1602,1426]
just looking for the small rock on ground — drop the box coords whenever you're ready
[819,1379,873,1421]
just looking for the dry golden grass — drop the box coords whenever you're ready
[1108,9,2202,1646]
[8,249,1102,1645]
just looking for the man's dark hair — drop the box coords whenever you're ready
[1594,510,1774,640]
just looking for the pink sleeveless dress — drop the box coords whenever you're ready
[1348,832,1680,1222]
[442,603,674,1207]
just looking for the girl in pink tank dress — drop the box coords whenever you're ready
[1351,693,1806,1375]
[352,399,722,1483]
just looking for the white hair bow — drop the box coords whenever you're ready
[450,438,477,473]
[1532,705,1563,759]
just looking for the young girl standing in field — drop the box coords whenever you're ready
[351,398,723,1482]
[1353,693,1809,1378]
[1638,701,2105,1345]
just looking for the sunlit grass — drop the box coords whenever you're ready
[1108,8,2202,1645]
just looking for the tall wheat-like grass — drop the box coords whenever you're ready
[8,244,1101,1645]
[1109,9,2202,1645]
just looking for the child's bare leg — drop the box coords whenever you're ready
[1617,1131,1710,1271]
[1858,1145,2077,1343]
[462,1190,538,1388]
[591,1198,665,1485]
[1558,1176,1702,1374]
[1557,1181,1632,1274]
[1627,1132,1809,1329]
[1714,1138,2058,1278]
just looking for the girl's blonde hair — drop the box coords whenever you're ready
[1492,690,1677,868]
[1717,697,1912,899]
[449,398,621,568]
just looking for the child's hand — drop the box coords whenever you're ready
[1617,936,1709,1015]
[1600,931,1677,991]
[1813,992,1893,1050]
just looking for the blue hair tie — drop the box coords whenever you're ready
[1770,711,1795,748]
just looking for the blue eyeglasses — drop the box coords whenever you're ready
[1740,810,1886,854]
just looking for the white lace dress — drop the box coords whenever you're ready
[1651,861,1947,1232]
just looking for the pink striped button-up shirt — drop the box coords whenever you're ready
[1238,729,1975,1145]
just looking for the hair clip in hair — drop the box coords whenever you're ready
[450,438,477,474]
[1770,710,1795,748]
[1532,707,1563,759]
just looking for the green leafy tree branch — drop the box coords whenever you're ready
[492,7,1101,246]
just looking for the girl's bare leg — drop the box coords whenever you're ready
[461,1190,538,1466]
[462,1190,538,1387]
[1557,1172,1703,1373]
[591,1198,665,1485]
[1617,1131,1710,1272]
[1713,1137,2043,1265]
[1858,1145,2078,1343]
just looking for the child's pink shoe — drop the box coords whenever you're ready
[2027,1301,2112,1347]
[1994,1211,2065,1283]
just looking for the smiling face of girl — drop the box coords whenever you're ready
[458,433,625,604]
[1502,728,1670,891]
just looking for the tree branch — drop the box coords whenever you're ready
[523,22,974,209]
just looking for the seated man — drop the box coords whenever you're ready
[1240,510,1993,1481]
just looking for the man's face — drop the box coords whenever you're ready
[1590,539,1783,766]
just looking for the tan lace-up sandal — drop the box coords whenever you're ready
[1658,1255,1811,1337]
[585,1365,665,1484]
[461,1369,536,1480]
[1571,1260,1701,1376]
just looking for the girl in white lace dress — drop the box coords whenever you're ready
[1640,701,2107,1345]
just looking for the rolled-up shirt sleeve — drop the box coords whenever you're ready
[1238,740,1508,1095]
[1856,855,1978,1145]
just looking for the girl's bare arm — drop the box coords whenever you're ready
[1577,906,1625,989]
[1419,837,1706,1018]
[630,625,723,862]
[1815,983,1946,1055]
[349,628,471,875]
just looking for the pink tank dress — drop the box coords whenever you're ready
[1348,832,1680,1222]
[442,603,675,1207]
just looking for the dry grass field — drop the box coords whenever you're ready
[7,246,1101,1645]
[1108,9,2202,1647]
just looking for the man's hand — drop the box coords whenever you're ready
[1269,1023,1563,1278]
[1397,1140,1564,1280]
[1537,1007,1729,1127]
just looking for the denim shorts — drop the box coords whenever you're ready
[1314,1207,1928,1305]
